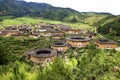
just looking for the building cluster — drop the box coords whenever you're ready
[0,22,118,64]
[24,36,117,64]
[0,22,95,38]
[24,49,57,64]
[0,25,32,36]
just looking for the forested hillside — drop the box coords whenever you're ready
[0,0,113,23]
[0,0,81,22]
[82,13,113,25]
[0,37,120,80]
[0,0,120,79]
[81,13,120,39]
[0,0,120,38]
[97,16,120,40]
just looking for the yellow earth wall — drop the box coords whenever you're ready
[95,42,117,49]
[51,46,69,51]
[51,36,62,39]
[67,40,90,47]
[30,55,57,63]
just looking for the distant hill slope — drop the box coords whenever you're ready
[82,13,113,25]
[80,12,120,39]
[0,0,120,39]
[97,16,120,39]
[0,0,114,23]
[0,0,82,22]
[0,17,94,31]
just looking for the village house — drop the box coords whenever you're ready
[75,29,83,34]
[38,22,46,27]
[24,49,57,64]
[56,24,72,31]
[38,27,47,32]
[35,23,57,32]
[1,30,20,36]
[51,42,69,52]
[4,26,18,30]
[11,32,29,36]
[0,25,34,36]
[62,29,75,34]
[62,29,82,35]
[86,30,96,38]
[77,29,84,34]
[66,36,90,48]
[40,31,53,37]
[29,33,40,38]
[94,39,117,49]
[41,30,64,37]
[39,23,56,31]
[18,25,32,34]
[51,34,62,39]
[51,30,64,39]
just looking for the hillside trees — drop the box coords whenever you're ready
[74,49,120,80]
[0,36,120,79]
[97,17,120,39]
[0,0,81,22]
[0,38,120,80]
[0,37,10,65]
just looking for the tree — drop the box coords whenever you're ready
[0,40,10,65]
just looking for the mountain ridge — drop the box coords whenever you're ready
[0,0,114,22]
[0,0,80,22]
[0,0,120,39]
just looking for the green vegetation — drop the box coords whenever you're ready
[0,36,120,80]
[0,0,119,38]
[0,16,14,21]
[83,14,109,25]
[0,17,94,31]
[0,0,113,23]
[0,17,40,28]
[0,0,120,79]
[0,0,81,22]
[97,17,120,40]
[0,38,10,65]
[81,13,120,40]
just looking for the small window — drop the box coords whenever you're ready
[46,58,51,62]
[58,47,63,51]
[78,43,82,47]
[106,45,110,48]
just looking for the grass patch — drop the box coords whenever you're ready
[0,15,14,21]
[0,17,94,31]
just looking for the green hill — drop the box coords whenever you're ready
[97,16,120,40]
[0,17,94,31]
[82,13,113,25]
[0,0,120,39]
[0,0,81,22]
[81,13,120,40]
[0,0,114,23]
